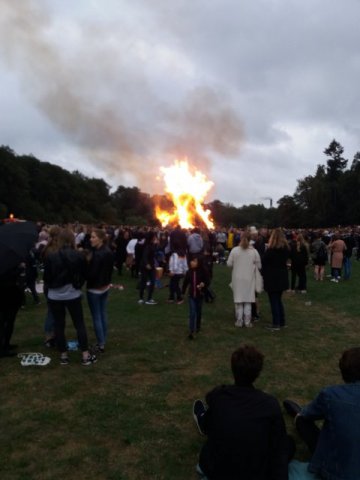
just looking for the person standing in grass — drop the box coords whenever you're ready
[262,229,290,331]
[86,228,114,354]
[227,231,262,328]
[284,347,360,480]
[328,232,346,282]
[310,232,327,281]
[138,231,158,305]
[44,228,96,366]
[342,230,355,280]
[182,255,210,339]
[193,345,291,479]
[289,233,309,293]
[0,263,26,357]
[167,249,188,304]
[42,225,61,347]
[114,228,130,276]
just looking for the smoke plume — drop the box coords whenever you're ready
[0,0,243,193]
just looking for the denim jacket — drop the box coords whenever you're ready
[301,382,360,480]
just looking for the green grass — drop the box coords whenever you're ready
[1,261,359,479]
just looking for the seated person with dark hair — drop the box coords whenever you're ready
[284,347,360,480]
[193,345,292,480]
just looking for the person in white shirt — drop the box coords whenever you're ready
[167,249,188,304]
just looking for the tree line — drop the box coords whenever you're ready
[1,141,359,227]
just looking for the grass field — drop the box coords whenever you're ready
[1,260,360,480]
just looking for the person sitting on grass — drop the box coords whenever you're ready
[193,345,293,479]
[283,347,360,480]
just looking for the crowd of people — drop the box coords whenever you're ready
[1,221,359,479]
[1,222,358,356]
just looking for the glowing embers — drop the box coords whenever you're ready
[155,159,214,229]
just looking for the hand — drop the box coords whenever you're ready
[197,282,204,289]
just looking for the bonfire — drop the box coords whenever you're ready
[155,159,214,229]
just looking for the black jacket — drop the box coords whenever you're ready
[262,247,290,293]
[182,267,210,298]
[0,264,26,308]
[43,248,87,289]
[289,242,308,269]
[86,245,114,289]
[200,384,289,480]
[140,243,157,270]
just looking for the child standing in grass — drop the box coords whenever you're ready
[182,255,210,339]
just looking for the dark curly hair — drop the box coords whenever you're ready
[339,347,360,383]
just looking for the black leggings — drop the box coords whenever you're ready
[48,297,89,353]
[291,266,307,290]
[139,269,155,301]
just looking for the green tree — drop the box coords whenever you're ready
[324,139,347,180]
[0,146,31,217]
[323,139,348,224]
[276,195,302,227]
[294,166,328,226]
[111,186,155,224]
[341,151,360,224]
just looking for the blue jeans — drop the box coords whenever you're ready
[331,267,341,280]
[343,257,351,279]
[189,297,203,333]
[87,290,109,346]
[267,292,285,327]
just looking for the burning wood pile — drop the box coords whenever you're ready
[155,160,214,229]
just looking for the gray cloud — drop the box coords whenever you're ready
[0,0,359,206]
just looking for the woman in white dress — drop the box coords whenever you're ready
[227,232,262,328]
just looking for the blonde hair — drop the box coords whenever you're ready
[296,233,308,252]
[268,229,289,249]
[42,225,61,257]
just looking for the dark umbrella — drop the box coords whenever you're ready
[0,221,38,276]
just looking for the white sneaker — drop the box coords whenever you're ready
[234,319,243,327]
[145,299,157,305]
[138,299,144,304]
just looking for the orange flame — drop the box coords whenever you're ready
[155,159,214,229]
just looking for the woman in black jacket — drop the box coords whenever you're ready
[44,228,96,366]
[138,231,158,305]
[86,228,114,353]
[262,229,290,331]
[289,233,309,293]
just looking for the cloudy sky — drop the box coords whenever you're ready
[1,0,360,207]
